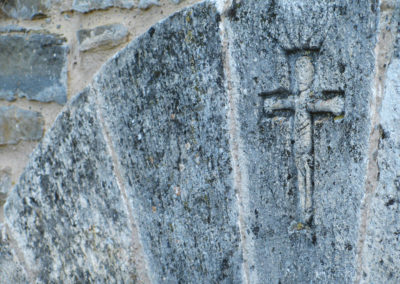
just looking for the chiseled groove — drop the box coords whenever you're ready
[219,1,253,283]
[93,88,152,284]
[3,223,37,282]
[355,2,396,283]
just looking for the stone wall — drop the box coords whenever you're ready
[0,0,200,214]
[1,0,400,283]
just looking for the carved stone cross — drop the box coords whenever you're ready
[261,55,345,224]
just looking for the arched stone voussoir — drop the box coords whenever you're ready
[3,88,137,283]
[3,0,243,283]
[91,1,242,283]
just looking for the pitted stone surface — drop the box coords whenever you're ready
[1,0,50,20]
[0,226,28,283]
[0,34,68,104]
[362,59,400,283]
[93,2,241,282]
[72,0,135,13]
[227,0,376,282]
[4,89,136,282]
[1,0,400,282]
[0,106,44,145]
[77,24,129,52]
[0,168,12,204]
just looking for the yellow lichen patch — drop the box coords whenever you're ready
[334,114,345,121]
[296,222,305,230]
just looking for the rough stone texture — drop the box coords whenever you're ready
[0,0,50,20]
[1,0,400,282]
[138,0,160,10]
[72,0,135,13]
[0,168,12,204]
[93,2,241,282]
[361,5,400,282]
[226,1,376,282]
[0,226,29,284]
[4,89,137,282]
[362,58,400,284]
[77,24,129,52]
[0,106,44,145]
[0,34,68,104]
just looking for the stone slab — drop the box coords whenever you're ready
[1,0,49,20]
[0,168,12,204]
[93,2,241,283]
[362,8,400,279]
[138,0,159,10]
[227,0,376,282]
[4,88,136,282]
[77,24,129,52]
[0,106,44,145]
[0,226,29,284]
[0,34,68,104]
[72,0,135,13]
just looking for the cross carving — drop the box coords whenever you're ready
[260,54,345,224]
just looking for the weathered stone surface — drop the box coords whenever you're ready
[1,0,49,20]
[2,0,400,282]
[77,24,129,52]
[361,5,400,280]
[0,106,44,145]
[361,57,400,284]
[4,89,137,282]
[0,25,27,33]
[0,34,68,104]
[93,2,241,282]
[138,0,159,10]
[0,168,12,204]
[0,226,29,283]
[72,0,135,13]
[226,0,376,282]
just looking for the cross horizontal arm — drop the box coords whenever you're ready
[307,96,345,116]
[264,97,295,114]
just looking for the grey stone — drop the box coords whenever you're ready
[226,0,376,282]
[72,0,135,13]
[77,24,129,52]
[0,168,12,204]
[360,5,400,280]
[0,25,27,33]
[0,34,68,104]
[93,2,241,282]
[4,88,138,282]
[138,0,159,10]
[0,226,29,284]
[1,0,50,20]
[2,0,400,282]
[0,106,44,145]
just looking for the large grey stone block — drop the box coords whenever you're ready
[1,0,50,20]
[93,2,241,282]
[226,0,376,282]
[4,89,137,282]
[72,0,135,13]
[77,24,129,52]
[0,226,28,284]
[0,34,68,104]
[0,106,44,145]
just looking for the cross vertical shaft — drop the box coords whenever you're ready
[261,54,345,224]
